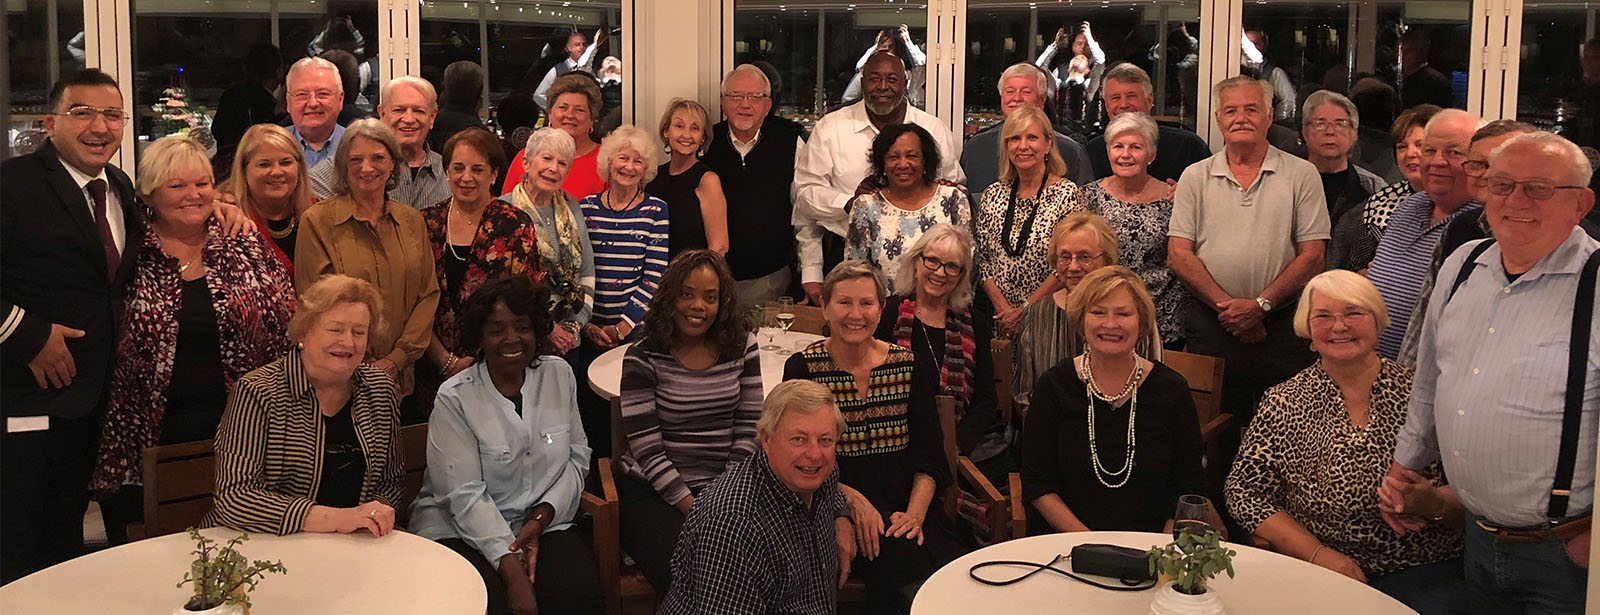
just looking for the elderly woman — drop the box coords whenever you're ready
[410,277,603,615]
[297,118,441,420]
[502,127,595,357]
[224,124,315,268]
[1082,112,1189,347]
[504,73,607,200]
[845,124,971,294]
[1327,104,1442,272]
[90,135,296,543]
[618,250,760,595]
[1012,212,1130,418]
[1020,266,1204,535]
[1225,270,1465,611]
[975,105,1083,336]
[422,128,544,388]
[873,224,1005,483]
[1302,90,1387,224]
[578,124,669,351]
[783,261,953,613]
[647,98,729,258]
[204,274,405,536]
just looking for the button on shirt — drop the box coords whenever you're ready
[1367,192,1481,360]
[1395,228,1600,526]
[408,359,592,564]
[289,124,345,170]
[57,157,126,255]
[1167,146,1330,299]
[792,101,966,283]
[307,148,450,210]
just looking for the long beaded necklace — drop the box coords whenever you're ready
[1080,351,1142,489]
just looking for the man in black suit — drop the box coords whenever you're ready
[0,68,143,584]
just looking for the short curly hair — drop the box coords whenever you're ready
[868,123,940,187]
[455,276,554,360]
[596,124,662,185]
[637,250,749,361]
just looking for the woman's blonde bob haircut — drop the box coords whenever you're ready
[658,98,713,157]
[332,118,405,196]
[894,223,975,310]
[1293,269,1392,339]
[596,124,662,185]
[757,379,847,439]
[1048,211,1120,270]
[1065,266,1159,352]
[996,105,1068,184]
[135,135,213,198]
[225,124,314,222]
[288,274,387,350]
[821,259,888,305]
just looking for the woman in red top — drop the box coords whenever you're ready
[502,73,606,200]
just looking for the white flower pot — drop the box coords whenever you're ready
[172,603,245,615]
[1148,581,1227,615]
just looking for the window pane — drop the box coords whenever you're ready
[6,0,86,159]
[1518,0,1595,149]
[964,1,1202,136]
[733,1,930,126]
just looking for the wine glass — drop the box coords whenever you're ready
[1172,494,1219,542]
[775,297,796,355]
[761,308,781,352]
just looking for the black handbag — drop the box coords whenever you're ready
[968,543,1157,591]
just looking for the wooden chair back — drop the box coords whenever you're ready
[610,394,627,466]
[990,339,1014,425]
[935,395,961,521]
[396,422,430,527]
[1160,350,1234,495]
[139,439,217,539]
[765,301,826,336]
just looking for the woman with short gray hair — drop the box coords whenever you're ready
[502,127,594,357]
[1302,89,1386,223]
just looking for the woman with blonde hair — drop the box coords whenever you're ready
[225,123,315,268]
[647,98,728,258]
[975,104,1083,336]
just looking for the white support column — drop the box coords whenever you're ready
[629,0,719,131]
[1495,0,1523,121]
[1198,0,1242,149]
[83,0,135,172]
[929,0,966,138]
[380,0,422,80]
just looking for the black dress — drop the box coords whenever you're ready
[162,277,228,444]
[645,161,712,258]
[316,399,367,508]
[1019,359,1205,534]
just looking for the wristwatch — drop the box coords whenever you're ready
[1255,296,1272,312]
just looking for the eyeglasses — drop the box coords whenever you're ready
[1482,177,1587,200]
[1461,160,1490,177]
[721,92,769,103]
[1308,310,1372,327]
[1305,118,1352,131]
[1418,146,1468,162]
[288,89,339,103]
[919,255,965,276]
[54,105,128,125]
[1056,251,1104,265]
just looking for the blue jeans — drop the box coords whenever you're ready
[1461,514,1588,614]
[1368,557,1471,614]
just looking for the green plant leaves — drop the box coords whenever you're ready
[1144,529,1237,594]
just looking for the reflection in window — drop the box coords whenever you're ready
[1519,0,1597,151]
[964,1,1200,136]
[732,1,929,126]
[6,0,86,159]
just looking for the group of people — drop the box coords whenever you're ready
[1,25,1596,615]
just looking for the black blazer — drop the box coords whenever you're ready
[0,140,143,419]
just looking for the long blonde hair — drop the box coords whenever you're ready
[225,124,314,221]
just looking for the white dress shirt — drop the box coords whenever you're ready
[534,41,601,110]
[58,157,127,255]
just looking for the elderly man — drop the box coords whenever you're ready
[283,56,346,168]
[307,76,450,209]
[1301,90,1386,223]
[704,64,808,305]
[1365,110,1486,360]
[793,51,964,306]
[658,380,854,615]
[1084,63,1210,182]
[959,62,1093,195]
[1383,132,1599,613]
[1168,76,1328,436]
[533,29,601,111]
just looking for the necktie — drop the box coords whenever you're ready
[86,178,120,279]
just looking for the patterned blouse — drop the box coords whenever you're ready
[1081,181,1189,345]
[974,177,1082,308]
[421,198,545,354]
[91,218,296,497]
[1012,299,1079,421]
[1329,181,1416,272]
[845,183,971,295]
[1225,360,1462,576]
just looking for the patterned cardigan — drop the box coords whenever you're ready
[421,198,545,353]
[90,217,296,497]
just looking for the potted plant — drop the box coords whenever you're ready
[1145,529,1236,615]
[174,528,287,615]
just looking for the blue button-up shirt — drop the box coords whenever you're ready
[408,358,591,562]
[289,123,345,170]
[1396,227,1600,526]
[1367,192,1480,359]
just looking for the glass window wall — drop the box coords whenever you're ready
[5,0,86,159]
[1518,0,1598,150]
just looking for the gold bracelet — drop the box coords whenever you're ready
[1309,545,1325,563]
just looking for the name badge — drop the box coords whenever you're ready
[6,416,50,433]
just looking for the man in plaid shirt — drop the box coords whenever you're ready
[658,380,856,615]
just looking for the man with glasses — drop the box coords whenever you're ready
[284,56,347,168]
[1384,131,1599,613]
[306,76,449,210]
[1365,110,1486,361]
[702,64,807,304]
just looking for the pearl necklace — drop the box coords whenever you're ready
[1080,351,1141,489]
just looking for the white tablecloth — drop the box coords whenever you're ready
[911,531,1417,615]
[0,527,486,614]
[586,330,823,399]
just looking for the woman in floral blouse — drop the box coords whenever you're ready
[845,123,971,295]
[91,135,296,543]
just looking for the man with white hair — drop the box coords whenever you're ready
[1168,76,1328,444]
[959,62,1093,195]
[307,76,449,209]
[1084,62,1210,182]
[283,56,346,168]
[1382,131,1599,612]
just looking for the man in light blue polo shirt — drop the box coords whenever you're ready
[283,57,346,169]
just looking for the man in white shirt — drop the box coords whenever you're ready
[791,51,964,305]
[534,30,601,111]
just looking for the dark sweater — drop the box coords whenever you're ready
[703,117,805,280]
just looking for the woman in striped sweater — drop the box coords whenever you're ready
[617,250,760,595]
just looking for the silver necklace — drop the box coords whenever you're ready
[1080,351,1140,489]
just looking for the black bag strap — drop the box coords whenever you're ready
[1549,248,1600,520]
[968,554,1157,592]
[1447,240,1498,304]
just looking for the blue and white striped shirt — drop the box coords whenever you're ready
[580,192,670,330]
[1367,192,1480,360]
[1396,227,1600,526]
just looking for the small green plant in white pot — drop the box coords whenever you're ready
[174,528,287,615]
[1146,529,1236,615]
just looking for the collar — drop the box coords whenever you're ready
[842,100,915,136]
[56,155,109,190]
[729,127,763,148]
[1414,192,1481,230]
[291,123,344,152]
[1207,145,1283,178]
[286,347,378,402]
[325,193,395,225]
[750,447,840,516]
[412,148,445,177]
[1482,226,1600,285]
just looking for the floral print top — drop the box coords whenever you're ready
[1081,181,1190,345]
[422,198,545,354]
[845,182,971,294]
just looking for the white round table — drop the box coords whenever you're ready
[586,330,823,399]
[911,532,1417,615]
[0,527,486,614]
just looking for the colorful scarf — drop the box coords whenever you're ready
[511,183,585,318]
[894,297,975,419]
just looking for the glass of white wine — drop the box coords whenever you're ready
[775,297,796,355]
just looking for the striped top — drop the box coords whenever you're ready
[579,192,670,331]
[201,349,405,535]
[618,332,762,506]
[1366,192,1481,359]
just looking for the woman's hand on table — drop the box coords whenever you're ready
[1309,546,1368,584]
[886,510,925,545]
[305,501,395,536]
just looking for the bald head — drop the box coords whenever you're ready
[860,51,908,117]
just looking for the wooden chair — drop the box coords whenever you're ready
[765,301,826,336]
[990,339,1015,426]
[594,395,662,614]
[396,422,430,527]
[935,395,1010,545]
[135,439,218,540]
[583,458,623,615]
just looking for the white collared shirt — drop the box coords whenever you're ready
[58,157,127,255]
